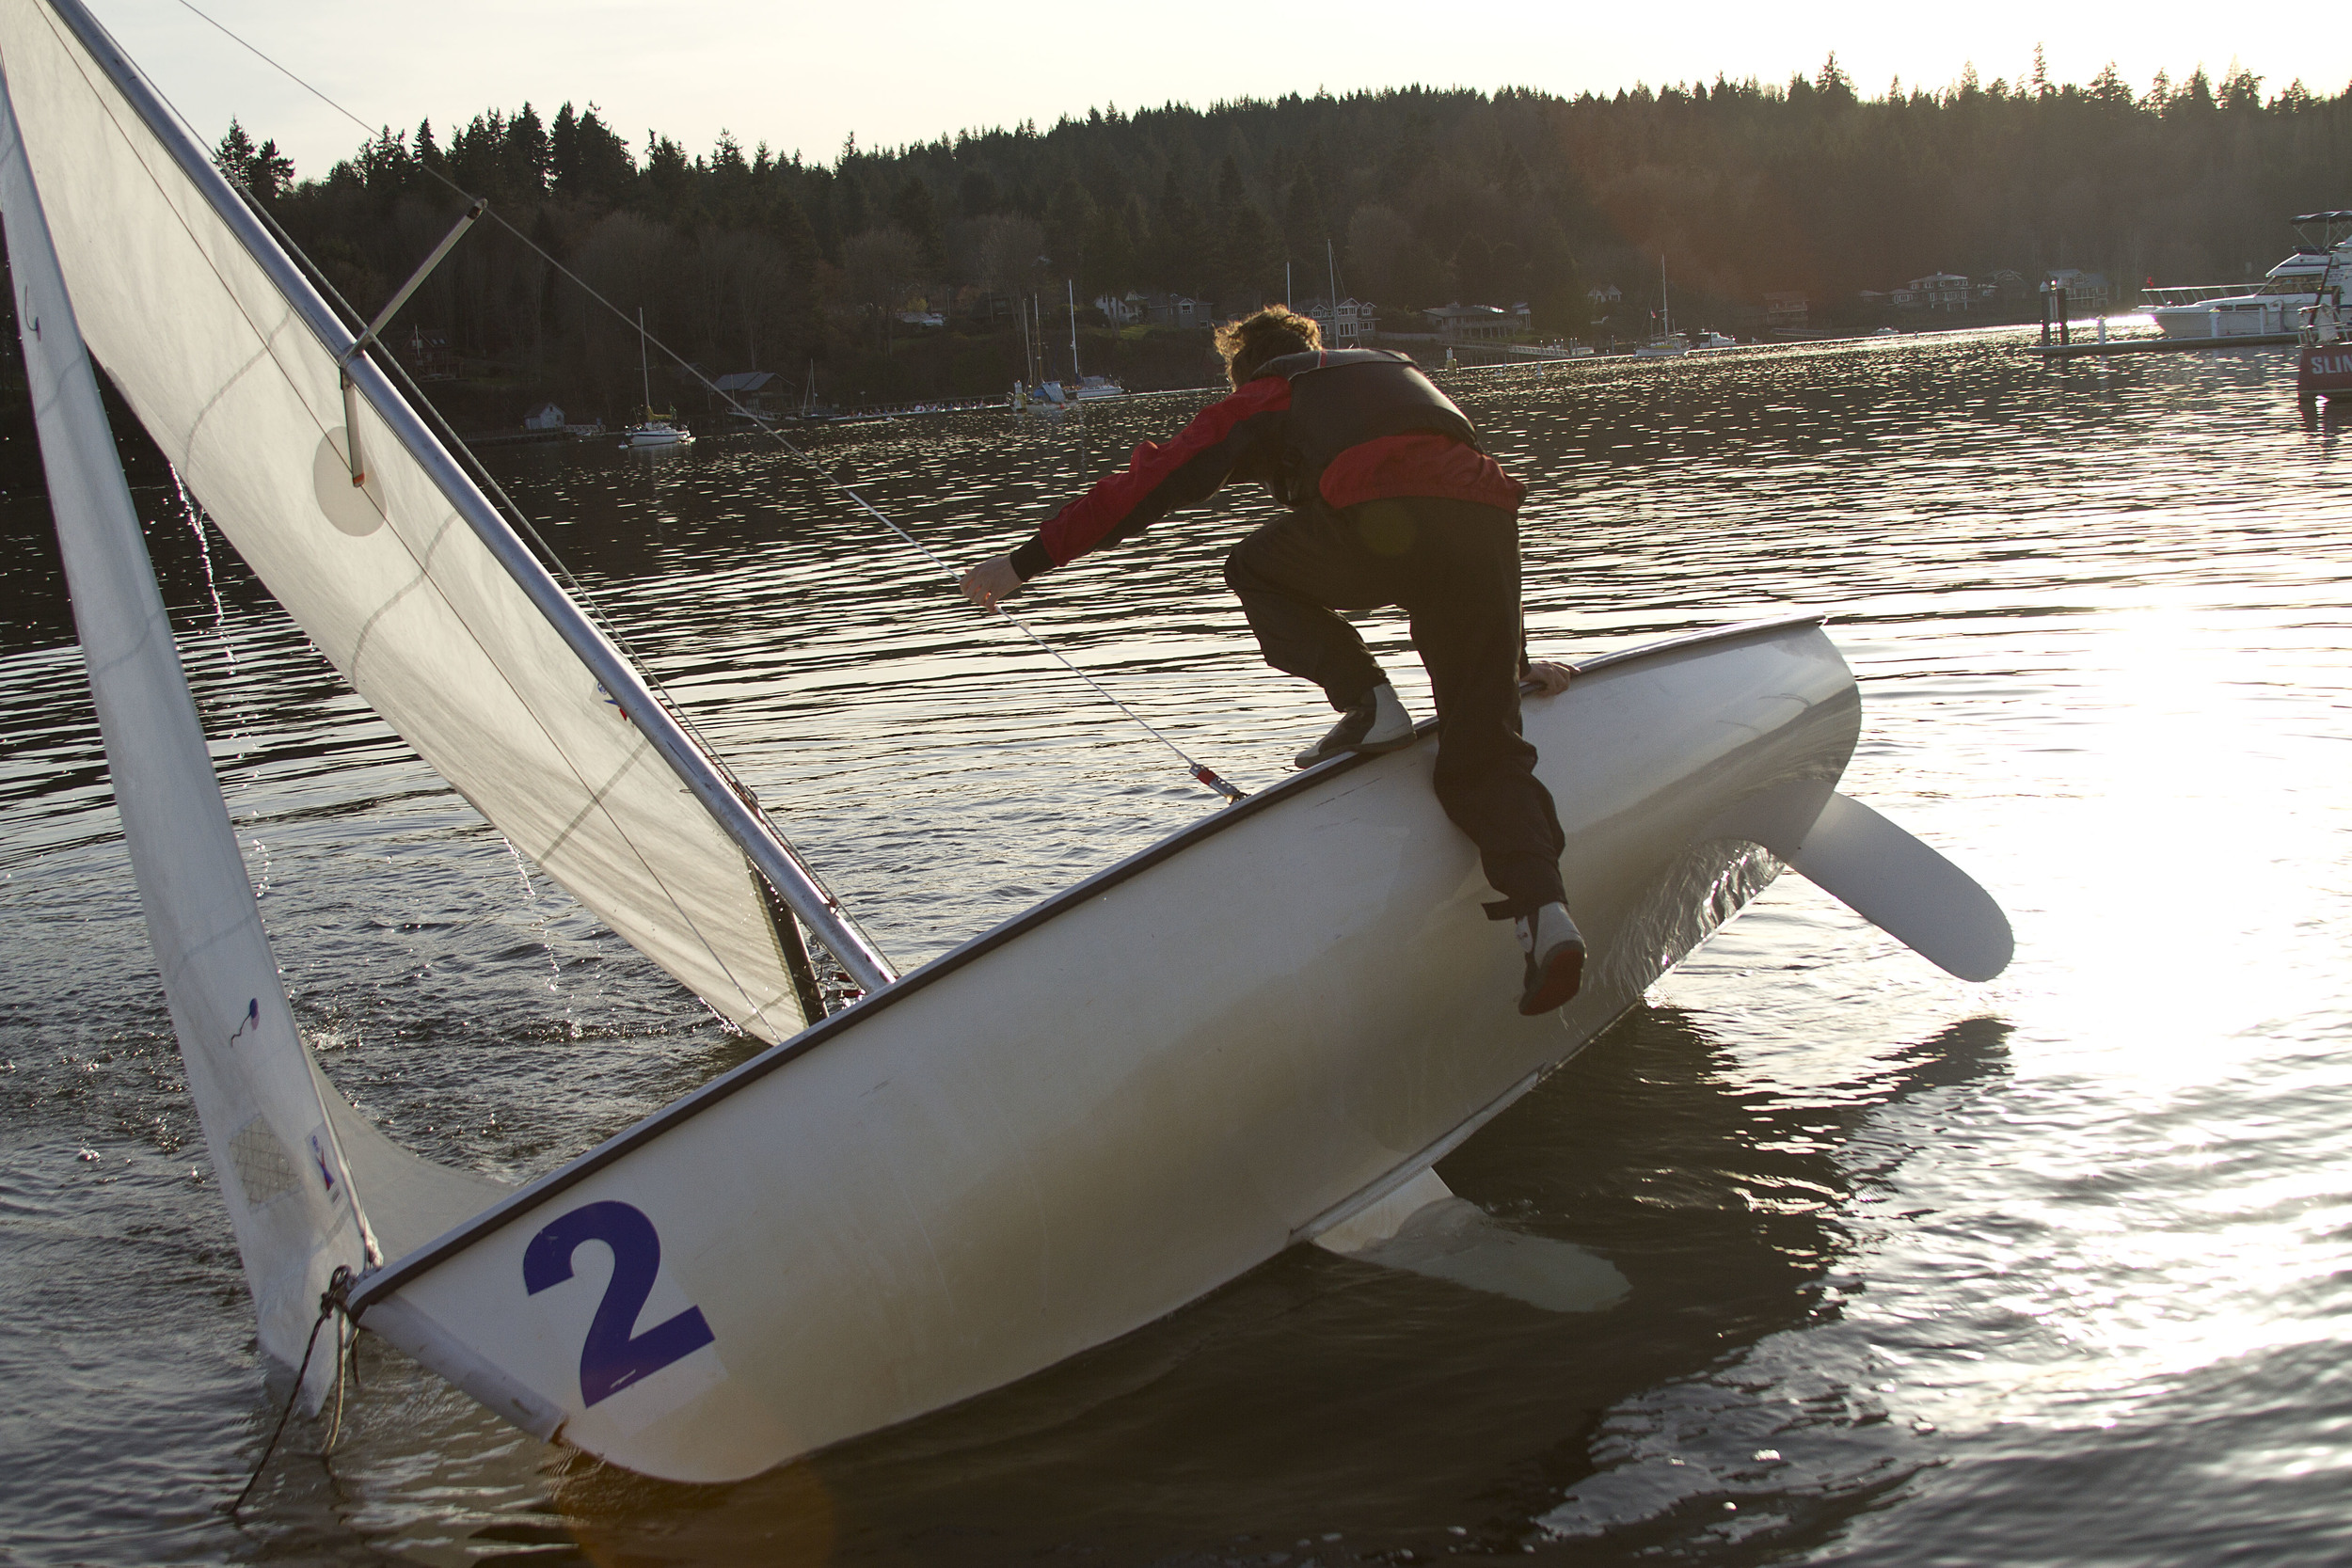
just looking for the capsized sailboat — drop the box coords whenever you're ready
[8,0,2011,1485]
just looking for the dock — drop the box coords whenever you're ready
[2026,332,2300,359]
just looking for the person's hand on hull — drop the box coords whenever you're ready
[959,555,1025,611]
[1524,659,1574,697]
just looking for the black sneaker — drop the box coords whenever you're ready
[1515,903,1585,1014]
[1294,684,1414,769]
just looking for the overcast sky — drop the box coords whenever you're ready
[79,0,2338,179]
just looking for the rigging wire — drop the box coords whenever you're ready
[167,0,1250,805]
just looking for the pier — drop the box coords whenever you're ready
[2027,332,2300,358]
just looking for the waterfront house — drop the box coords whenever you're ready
[1892,273,1973,312]
[521,402,564,432]
[709,371,779,416]
[1764,292,1809,330]
[1299,296,1377,345]
[2043,269,2111,311]
[1094,291,1150,326]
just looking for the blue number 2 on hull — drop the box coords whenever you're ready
[523,1200,716,1407]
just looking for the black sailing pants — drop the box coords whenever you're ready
[1223,496,1568,918]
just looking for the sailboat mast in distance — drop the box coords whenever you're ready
[1068,278,1081,381]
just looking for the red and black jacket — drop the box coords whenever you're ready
[1009,350,1526,581]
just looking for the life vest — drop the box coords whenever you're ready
[1257,348,1480,507]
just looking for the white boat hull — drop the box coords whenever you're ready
[358,616,1874,1481]
[2150,297,2304,339]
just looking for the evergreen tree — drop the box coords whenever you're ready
[889,176,949,274]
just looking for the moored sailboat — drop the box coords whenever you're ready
[6,0,2010,1487]
[619,305,693,446]
[1633,256,1688,357]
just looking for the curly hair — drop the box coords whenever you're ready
[1215,305,1322,387]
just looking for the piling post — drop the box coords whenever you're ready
[2040,280,2053,347]
[2058,287,2071,346]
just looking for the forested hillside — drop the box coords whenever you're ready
[216,55,2352,418]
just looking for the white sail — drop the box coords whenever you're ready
[0,0,829,1044]
[0,66,484,1398]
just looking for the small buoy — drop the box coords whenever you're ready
[77,1148,98,1162]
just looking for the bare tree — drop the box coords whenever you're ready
[691,229,797,370]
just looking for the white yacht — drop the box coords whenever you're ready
[619,415,692,449]
[2147,211,2352,339]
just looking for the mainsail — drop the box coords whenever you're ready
[0,0,885,1051]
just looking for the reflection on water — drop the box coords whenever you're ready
[5,331,2352,1564]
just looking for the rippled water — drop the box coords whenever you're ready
[5,328,2351,1565]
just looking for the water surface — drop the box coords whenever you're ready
[4,330,2349,1565]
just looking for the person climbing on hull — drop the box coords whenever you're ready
[959,306,1583,1014]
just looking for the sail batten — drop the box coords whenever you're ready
[7,0,893,1048]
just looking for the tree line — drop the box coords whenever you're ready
[214,54,2352,414]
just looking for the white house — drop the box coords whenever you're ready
[1892,273,1972,311]
[521,402,564,431]
[1095,291,1149,326]
[1301,296,1377,345]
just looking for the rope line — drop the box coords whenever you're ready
[226,1265,358,1517]
[168,0,1250,805]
